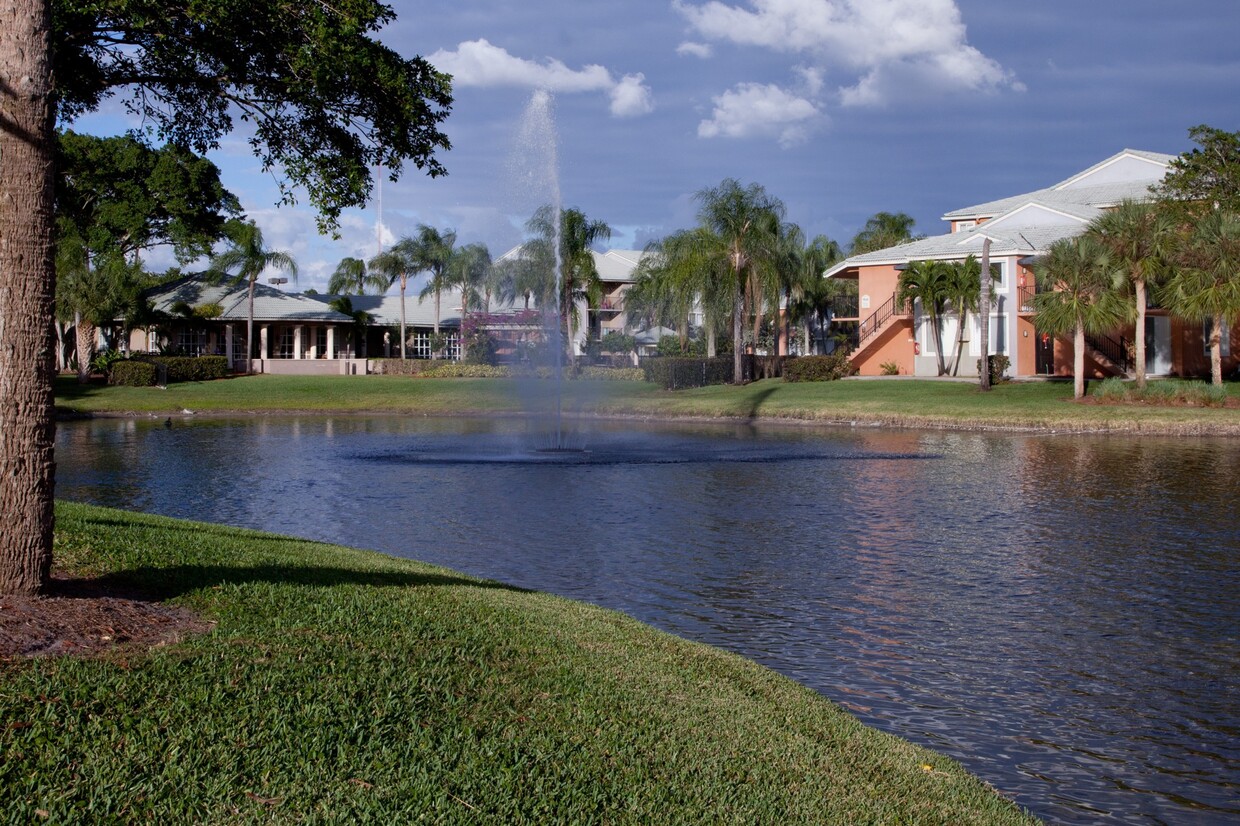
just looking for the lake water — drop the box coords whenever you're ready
[55,415,1240,824]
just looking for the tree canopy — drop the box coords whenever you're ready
[1158,125,1240,215]
[51,0,452,231]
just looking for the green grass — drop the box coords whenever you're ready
[0,503,1038,823]
[56,373,1240,435]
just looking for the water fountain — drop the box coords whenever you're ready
[508,90,578,452]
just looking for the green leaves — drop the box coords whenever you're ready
[52,0,452,231]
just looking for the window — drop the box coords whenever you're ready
[955,220,977,232]
[177,328,207,356]
[1203,319,1232,357]
[276,327,295,358]
[988,315,1008,355]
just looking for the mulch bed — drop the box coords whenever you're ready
[0,574,213,660]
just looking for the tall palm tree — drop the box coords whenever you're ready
[409,225,457,351]
[326,295,374,358]
[208,219,297,374]
[850,211,923,255]
[526,205,612,366]
[450,242,493,359]
[780,230,842,355]
[369,244,415,359]
[942,255,1001,376]
[328,256,385,296]
[1031,235,1131,399]
[1088,200,1177,388]
[897,260,952,376]
[1159,209,1240,386]
[694,179,786,383]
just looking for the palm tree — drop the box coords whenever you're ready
[780,230,842,355]
[368,244,415,359]
[1159,210,1240,386]
[208,219,297,374]
[628,228,728,354]
[1088,200,1177,388]
[694,179,786,383]
[1031,236,1131,399]
[942,255,1001,376]
[525,205,612,367]
[409,225,457,353]
[897,260,952,376]
[450,242,493,359]
[850,211,923,255]
[327,295,374,359]
[328,256,385,296]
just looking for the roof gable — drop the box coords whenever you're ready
[1053,150,1172,190]
[982,202,1095,230]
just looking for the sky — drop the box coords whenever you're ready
[72,0,1240,293]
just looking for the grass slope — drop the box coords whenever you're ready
[56,373,1240,434]
[1,503,1038,824]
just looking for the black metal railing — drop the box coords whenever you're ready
[1018,286,1036,313]
[1085,333,1132,375]
[856,292,905,350]
[829,294,859,319]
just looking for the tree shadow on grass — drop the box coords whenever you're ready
[56,513,531,601]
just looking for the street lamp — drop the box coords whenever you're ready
[268,277,288,287]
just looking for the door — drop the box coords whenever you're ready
[1035,329,1054,375]
[1145,316,1171,375]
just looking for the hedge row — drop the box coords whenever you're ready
[783,353,856,382]
[643,357,733,390]
[108,355,230,386]
[109,361,158,387]
[371,358,437,376]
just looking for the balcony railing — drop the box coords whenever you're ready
[1085,333,1132,375]
[856,292,906,350]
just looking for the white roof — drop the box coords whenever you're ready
[145,274,352,322]
[496,245,645,284]
[826,149,1174,278]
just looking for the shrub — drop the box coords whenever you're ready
[1092,378,1229,407]
[977,354,1010,385]
[576,366,645,381]
[880,361,900,376]
[144,355,230,382]
[599,332,636,354]
[783,353,856,382]
[420,363,512,378]
[109,361,158,386]
[371,358,436,376]
[91,348,128,375]
[643,357,732,390]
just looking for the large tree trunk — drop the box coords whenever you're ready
[1210,312,1223,387]
[706,314,716,358]
[1134,279,1147,388]
[930,314,946,376]
[246,278,256,374]
[1074,324,1086,400]
[0,0,57,595]
[75,313,96,383]
[732,282,744,384]
[399,278,407,359]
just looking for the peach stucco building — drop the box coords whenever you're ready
[825,150,1239,379]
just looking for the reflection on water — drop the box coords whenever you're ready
[56,416,1240,825]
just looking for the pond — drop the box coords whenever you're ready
[55,415,1239,825]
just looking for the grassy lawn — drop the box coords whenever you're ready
[0,503,1038,823]
[55,373,1240,434]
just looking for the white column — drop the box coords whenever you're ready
[294,325,304,359]
[326,327,336,359]
[260,325,269,359]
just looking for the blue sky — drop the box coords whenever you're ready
[72,0,1240,292]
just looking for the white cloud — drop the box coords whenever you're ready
[429,39,653,118]
[610,73,655,117]
[697,83,821,148]
[676,41,714,59]
[674,0,1021,106]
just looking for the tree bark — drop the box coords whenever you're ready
[246,277,256,374]
[732,281,744,383]
[1134,279,1147,388]
[1210,312,1223,386]
[399,278,407,359]
[75,313,96,383]
[979,237,991,390]
[1074,324,1086,400]
[0,0,57,595]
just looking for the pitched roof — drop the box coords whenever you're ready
[329,291,466,328]
[942,149,1173,220]
[144,274,352,322]
[826,148,1174,278]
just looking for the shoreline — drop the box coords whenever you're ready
[57,405,1240,438]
